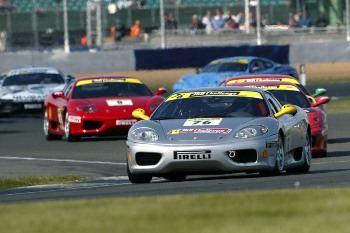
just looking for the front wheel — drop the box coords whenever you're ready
[288,133,312,173]
[127,160,152,184]
[260,134,285,176]
[64,112,80,142]
[43,109,62,141]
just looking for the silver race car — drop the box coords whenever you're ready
[126,87,312,183]
[0,66,73,114]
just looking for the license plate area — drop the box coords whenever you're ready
[24,104,42,109]
[116,119,137,125]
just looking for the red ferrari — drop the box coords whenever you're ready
[225,80,330,157]
[43,76,166,142]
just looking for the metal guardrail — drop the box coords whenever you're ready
[1,24,349,52]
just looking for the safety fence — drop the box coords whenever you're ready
[0,3,290,51]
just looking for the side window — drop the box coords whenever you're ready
[63,81,74,97]
[250,60,265,73]
[264,60,273,69]
[270,94,283,110]
[265,92,281,114]
[257,61,266,70]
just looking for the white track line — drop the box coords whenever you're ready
[313,160,350,165]
[0,156,126,165]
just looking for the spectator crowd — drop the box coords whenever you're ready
[288,11,329,29]
[185,8,330,34]
[189,8,263,34]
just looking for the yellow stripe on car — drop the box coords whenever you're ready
[210,59,248,65]
[166,91,263,101]
[76,78,142,86]
[227,77,301,85]
[244,84,300,91]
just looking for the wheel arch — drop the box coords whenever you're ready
[278,128,285,143]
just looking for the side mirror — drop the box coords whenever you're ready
[132,108,150,120]
[306,95,316,105]
[313,96,330,107]
[274,104,297,118]
[52,91,66,99]
[154,87,167,96]
[312,88,327,98]
[66,74,75,82]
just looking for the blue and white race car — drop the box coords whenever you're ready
[173,56,299,92]
[0,66,73,114]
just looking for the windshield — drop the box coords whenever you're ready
[296,84,311,95]
[72,82,153,99]
[269,90,311,108]
[152,94,269,119]
[2,73,64,86]
[201,61,248,73]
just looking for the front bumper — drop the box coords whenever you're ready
[311,128,327,155]
[69,114,137,136]
[127,134,280,175]
[0,100,43,114]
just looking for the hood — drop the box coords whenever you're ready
[158,117,258,141]
[0,84,65,102]
[76,96,152,118]
[173,72,246,91]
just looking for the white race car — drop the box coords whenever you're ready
[0,66,73,114]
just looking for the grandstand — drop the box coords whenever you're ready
[11,0,85,12]
[10,0,288,12]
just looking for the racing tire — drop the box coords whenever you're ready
[64,112,80,142]
[260,134,285,176]
[163,174,187,182]
[127,161,152,184]
[43,109,62,141]
[287,133,312,174]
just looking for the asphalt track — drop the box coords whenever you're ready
[0,82,349,202]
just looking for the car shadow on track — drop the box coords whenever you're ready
[328,137,350,144]
[326,150,350,158]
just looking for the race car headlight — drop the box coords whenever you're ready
[131,128,159,142]
[234,125,268,139]
[75,104,97,113]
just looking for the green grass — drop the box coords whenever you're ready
[1,188,350,233]
[327,97,350,113]
[0,176,87,190]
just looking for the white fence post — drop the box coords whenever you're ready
[299,64,306,86]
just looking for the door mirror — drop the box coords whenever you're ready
[52,91,66,99]
[132,108,150,120]
[313,96,330,107]
[274,104,297,118]
[312,88,327,98]
[65,74,75,82]
[154,87,167,96]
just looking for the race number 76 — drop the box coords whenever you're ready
[184,118,222,126]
